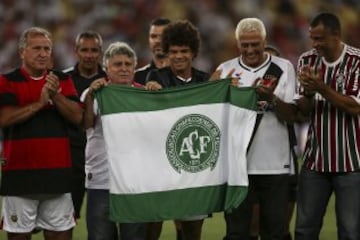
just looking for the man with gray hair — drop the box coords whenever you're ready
[214,18,298,239]
[82,41,146,240]
[0,26,83,240]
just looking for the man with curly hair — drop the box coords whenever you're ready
[145,20,209,240]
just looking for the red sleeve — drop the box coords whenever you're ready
[60,75,80,102]
[0,75,17,107]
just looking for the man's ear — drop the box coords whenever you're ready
[236,41,241,49]
[19,49,25,60]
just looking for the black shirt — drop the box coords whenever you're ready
[64,64,106,147]
[147,66,209,88]
[134,60,158,85]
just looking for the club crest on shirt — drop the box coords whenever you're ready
[87,173,93,180]
[166,114,220,173]
[263,74,278,81]
[11,215,18,222]
[336,72,345,90]
[234,72,243,86]
[0,157,7,166]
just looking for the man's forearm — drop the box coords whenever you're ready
[318,85,360,116]
[272,96,310,123]
[0,101,45,128]
[82,91,96,129]
[52,93,83,126]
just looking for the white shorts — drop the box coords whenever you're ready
[1,193,75,233]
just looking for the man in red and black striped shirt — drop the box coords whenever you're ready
[0,27,83,240]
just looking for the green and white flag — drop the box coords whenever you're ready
[96,79,257,223]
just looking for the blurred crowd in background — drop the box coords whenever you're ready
[0,0,359,74]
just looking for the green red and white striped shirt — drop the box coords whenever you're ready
[298,44,360,172]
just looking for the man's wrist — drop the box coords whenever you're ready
[86,89,95,99]
[271,95,279,107]
[268,95,279,110]
[29,102,42,114]
[49,87,62,99]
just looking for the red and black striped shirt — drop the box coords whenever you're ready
[0,67,79,195]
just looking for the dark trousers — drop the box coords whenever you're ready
[295,168,360,240]
[224,174,289,240]
[70,145,86,218]
[87,189,146,240]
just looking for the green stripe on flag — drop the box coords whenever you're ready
[230,85,257,109]
[109,184,247,223]
[96,79,256,115]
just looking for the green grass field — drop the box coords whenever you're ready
[0,194,337,239]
